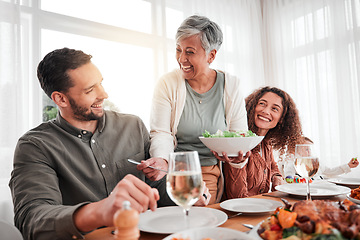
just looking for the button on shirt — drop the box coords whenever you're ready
[9,111,173,240]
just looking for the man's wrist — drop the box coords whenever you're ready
[73,202,101,233]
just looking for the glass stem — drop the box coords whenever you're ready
[183,208,190,229]
[306,178,311,200]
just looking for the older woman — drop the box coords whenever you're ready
[142,15,249,204]
[223,86,303,199]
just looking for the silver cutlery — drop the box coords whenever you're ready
[127,159,168,173]
[228,212,243,219]
[242,223,254,229]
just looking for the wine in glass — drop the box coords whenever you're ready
[294,144,320,200]
[166,151,203,218]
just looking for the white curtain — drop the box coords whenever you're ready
[1,1,42,175]
[0,1,34,224]
[263,0,360,176]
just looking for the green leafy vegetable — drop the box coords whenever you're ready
[310,234,347,240]
[282,226,302,238]
[282,227,347,240]
[202,129,257,138]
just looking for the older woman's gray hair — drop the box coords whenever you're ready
[176,15,223,54]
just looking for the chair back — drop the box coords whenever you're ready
[0,220,23,240]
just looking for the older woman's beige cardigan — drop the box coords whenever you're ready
[149,69,249,202]
[149,69,248,161]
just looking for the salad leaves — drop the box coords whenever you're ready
[202,129,257,138]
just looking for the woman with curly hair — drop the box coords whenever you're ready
[223,86,303,199]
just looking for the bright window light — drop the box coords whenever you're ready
[42,29,155,128]
[41,0,152,34]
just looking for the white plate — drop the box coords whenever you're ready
[347,193,360,204]
[138,206,228,234]
[220,198,283,214]
[275,183,351,197]
[326,177,360,186]
[163,226,255,240]
[199,136,264,157]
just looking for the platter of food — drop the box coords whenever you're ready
[347,186,360,204]
[252,198,360,239]
[220,198,283,214]
[138,206,227,234]
[199,130,264,156]
[347,194,360,204]
[275,182,351,197]
[163,226,255,240]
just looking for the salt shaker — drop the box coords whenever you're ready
[113,201,140,240]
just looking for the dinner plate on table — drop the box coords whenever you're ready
[326,177,360,187]
[347,193,360,204]
[138,206,227,234]
[163,226,256,240]
[275,183,351,197]
[220,198,283,214]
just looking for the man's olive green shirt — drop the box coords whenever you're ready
[9,111,173,240]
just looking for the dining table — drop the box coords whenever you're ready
[84,189,348,240]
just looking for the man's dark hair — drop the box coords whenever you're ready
[37,48,92,98]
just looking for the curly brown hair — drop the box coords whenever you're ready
[246,86,303,158]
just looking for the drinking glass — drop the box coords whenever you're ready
[166,151,203,218]
[294,144,320,200]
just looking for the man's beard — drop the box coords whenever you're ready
[68,96,103,121]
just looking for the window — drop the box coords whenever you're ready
[286,0,360,165]
[34,0,183,128]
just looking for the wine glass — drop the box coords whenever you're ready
[294,144,320,200]
[166,151,203,219]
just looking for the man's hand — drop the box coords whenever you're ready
[137,157,168,181]
[212,150,251,164]
[73,174,159,232]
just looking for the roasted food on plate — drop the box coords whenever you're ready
[351,186,360,200]
[258,198,360,240]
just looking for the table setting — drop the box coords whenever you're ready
[84,188,356,240]
[84,136,359,240]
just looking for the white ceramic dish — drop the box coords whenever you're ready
[347,193,360,204]
[275,183,351,197]
[220,198,283,214]
[138,206,228,234]
[248,222,262,240]
[199,136,264,156]
[326,177,360,186]
[163,226,256,240]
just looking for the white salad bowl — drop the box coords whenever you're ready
[199,136,264,157]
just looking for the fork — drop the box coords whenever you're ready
[228,212,243,219]
[127,159,168,173]
[242,223,254,229]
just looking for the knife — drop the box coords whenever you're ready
[127,159,168,173]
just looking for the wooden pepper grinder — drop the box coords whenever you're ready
[113,201,140,240]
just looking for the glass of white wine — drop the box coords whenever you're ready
[166,151,203,219]
[294,144,320,200]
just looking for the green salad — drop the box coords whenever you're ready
[202,129,257,138]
